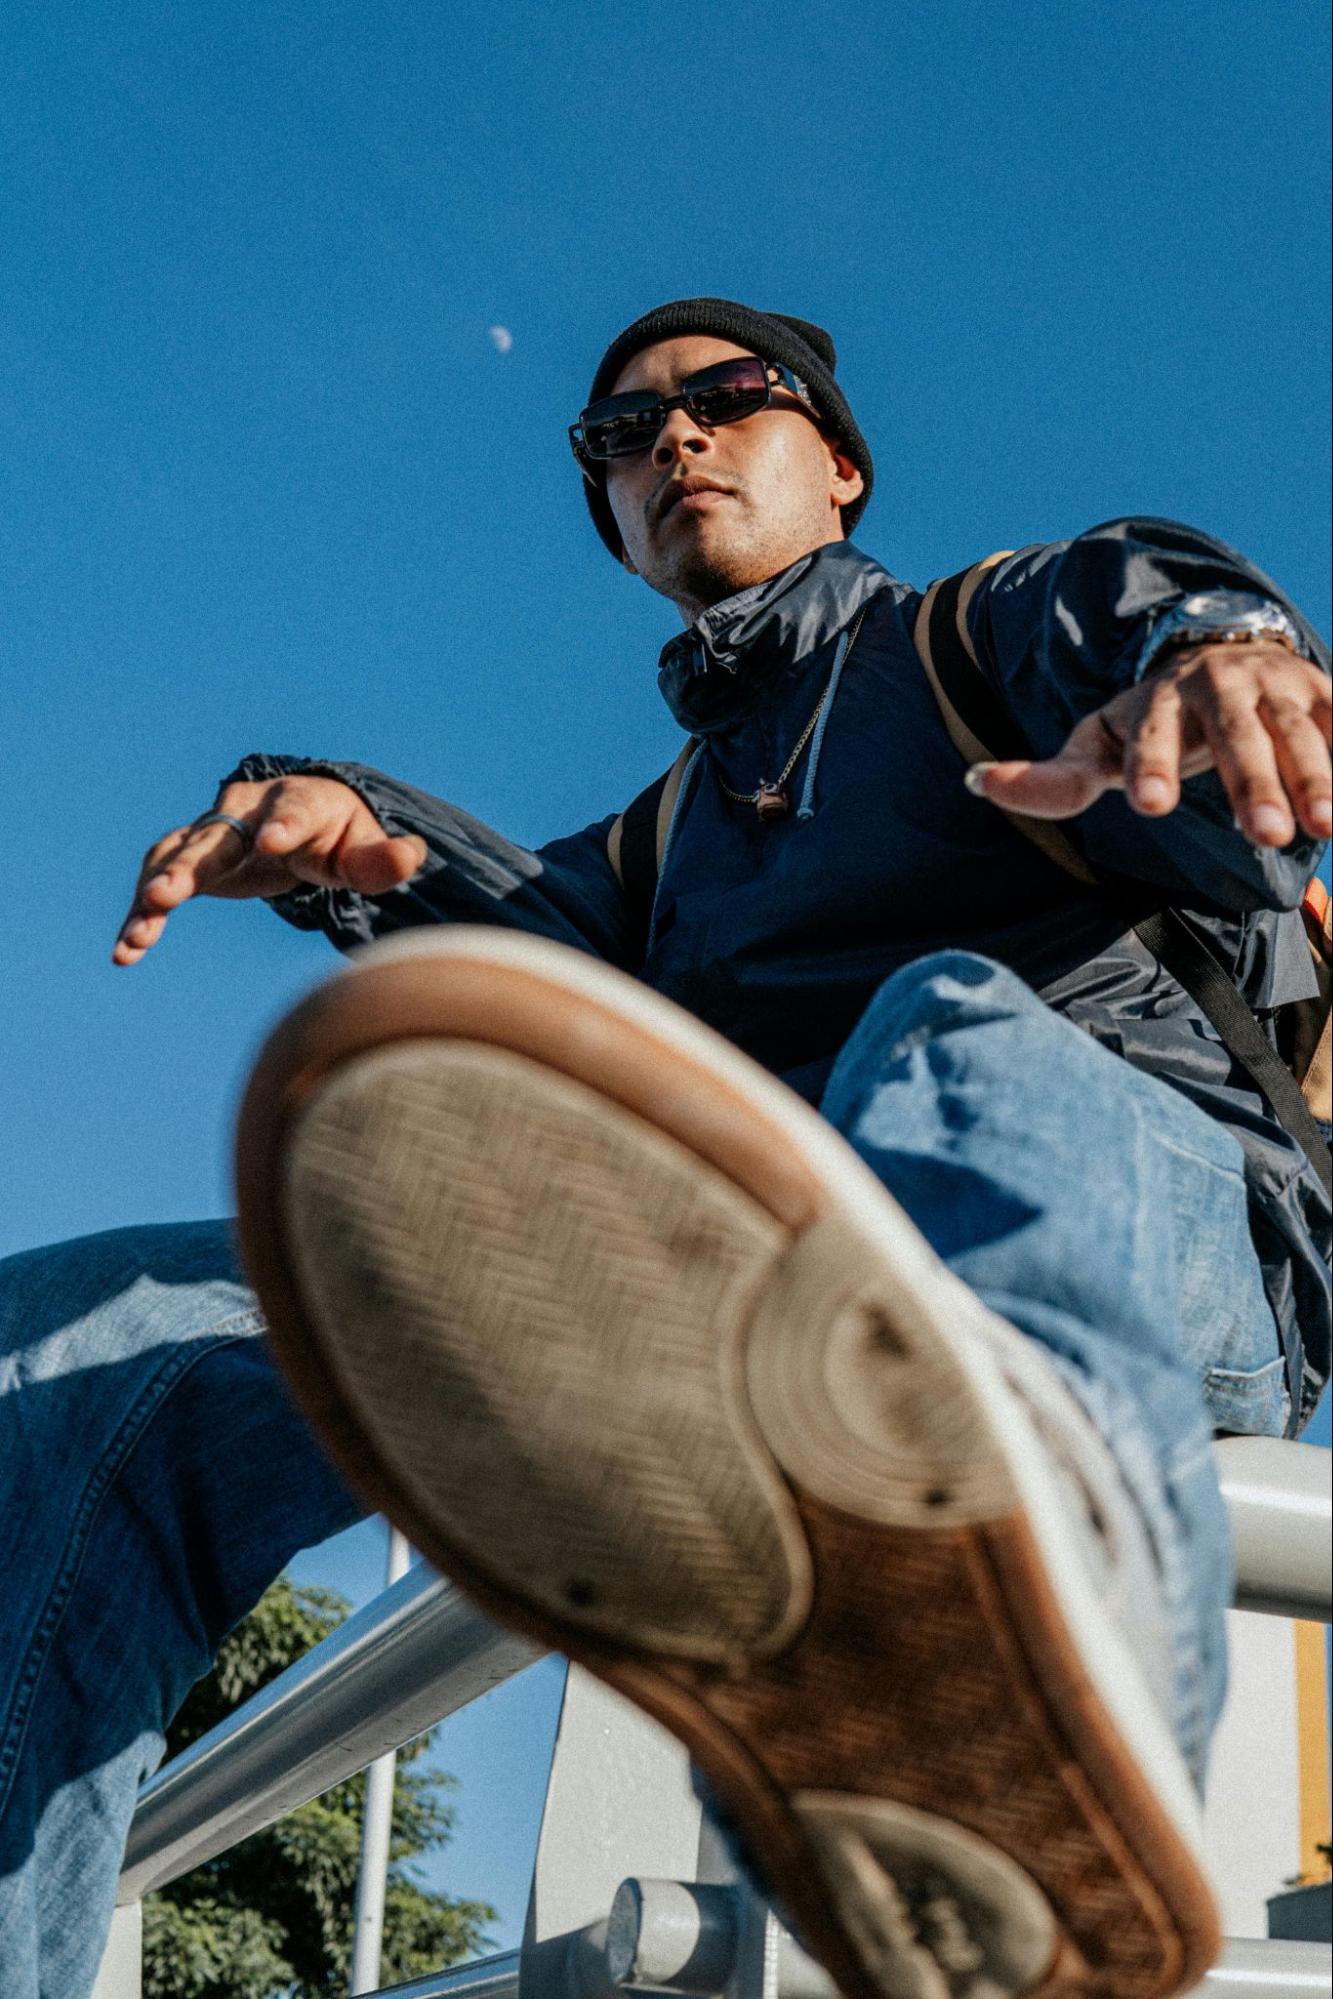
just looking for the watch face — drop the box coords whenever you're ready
[1179,593,1244,620]
[1142,596,1299,674]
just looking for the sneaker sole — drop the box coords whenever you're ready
[235,929,1221,1999]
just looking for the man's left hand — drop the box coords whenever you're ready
[969,639,1332,846]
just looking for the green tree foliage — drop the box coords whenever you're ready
[143,1575,497,1998]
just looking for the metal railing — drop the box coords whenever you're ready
[118,1562,539,1905]
[366,1950,522,1999]
[1215,1436,1332,1620]
[114,1436,1332,1998]
[603,1885,1333,1999]
[342,1928,1333,1999]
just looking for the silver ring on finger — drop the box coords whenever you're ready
[191,810,256,854]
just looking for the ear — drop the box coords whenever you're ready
[826,439,864,511]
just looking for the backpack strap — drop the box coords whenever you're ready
[1136,910,1331,1198]
[1293,881,1332,1126]
[912,555,1098,888]
[915,559,1332,1197]
[608,739,698,965]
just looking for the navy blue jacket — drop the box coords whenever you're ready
[231,519,1331,1434]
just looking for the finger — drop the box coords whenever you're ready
[140,818,254,907]
[1259,696,1333,841]
[115,821,248,965]
[251,786,342,860]
[1201,695,1294,845]
[117,825,192,933]
[1121,682,1186,816]
[114,821,206,946]
[112,911,170,966]
[966,711,1121,820]
[140,826,194,876]
[338,834,428,895]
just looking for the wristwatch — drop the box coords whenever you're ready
[1137,591,1302,678]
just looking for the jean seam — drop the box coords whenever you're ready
[1203,1357,1286,1384]
[1163,1427,1226,1782]
[1152,1136,1246,1182]
[0,1317,261,1820]
[1174,1571,1208,1782]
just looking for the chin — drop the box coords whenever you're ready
[663,554,751,613]
[665,527,775,604]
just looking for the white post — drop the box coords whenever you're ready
[90,1901,142,1999]
[349,1524,413,1994]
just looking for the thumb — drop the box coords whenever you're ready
[966,713,1122,822]
[337,833,428,895]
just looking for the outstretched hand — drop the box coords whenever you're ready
[967,639,1332,848]
[113,774,427,965]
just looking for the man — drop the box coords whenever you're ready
[3,299,1329,1998]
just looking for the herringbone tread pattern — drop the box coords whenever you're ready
[283,1039,812,1656]
[705,1506,1188,1996]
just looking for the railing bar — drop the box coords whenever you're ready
[1196,1935,1333,1995]
[118,1568,541,1902]
[352,1933,1332,1999]
[773,1929,1331,1999]
[359,1946,522,1999]
[1217,1439,1332,1626]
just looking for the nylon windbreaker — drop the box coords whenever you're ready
[230,518,1331,1434]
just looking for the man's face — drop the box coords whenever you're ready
[601,336,864,623]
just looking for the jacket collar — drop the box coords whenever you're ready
[657,541,893,737]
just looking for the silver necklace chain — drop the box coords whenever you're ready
[714,607,867,811]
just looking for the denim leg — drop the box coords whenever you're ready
[0,1221,364,1999]
[819,952,1284,1790]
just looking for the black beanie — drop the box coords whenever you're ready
[578,297,874,561]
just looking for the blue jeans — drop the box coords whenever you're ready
[0,954,1288,1997]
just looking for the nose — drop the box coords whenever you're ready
[651,404,711,470]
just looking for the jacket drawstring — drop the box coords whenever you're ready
[796,618,856,821]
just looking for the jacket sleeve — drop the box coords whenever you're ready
[963,517,1331,913]
[221,752,637,968]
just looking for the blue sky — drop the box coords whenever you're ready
[4,0,1329,1955]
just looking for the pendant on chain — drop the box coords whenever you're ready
[721,606,869,827]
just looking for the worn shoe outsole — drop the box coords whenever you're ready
[235,929,1221,1999]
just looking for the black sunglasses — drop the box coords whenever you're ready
[569,356,819,477]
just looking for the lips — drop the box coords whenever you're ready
[658,477,735,522]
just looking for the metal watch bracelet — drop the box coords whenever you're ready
[1137,593,1302,678]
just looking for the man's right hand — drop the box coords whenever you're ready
[113,774,427,966]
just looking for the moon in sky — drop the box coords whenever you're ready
[489,325,514,354]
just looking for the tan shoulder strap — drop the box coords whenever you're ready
[913,554,1098,889]
[1295,882,1332,1123]
[607,810,625,889]
[654,740,697,866]
[607,738,696,891]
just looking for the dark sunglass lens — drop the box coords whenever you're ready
[684,358,769,428]
[689,382,767,425]
[581,394,662,459]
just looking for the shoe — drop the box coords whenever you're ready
[235,928,1221,1999]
